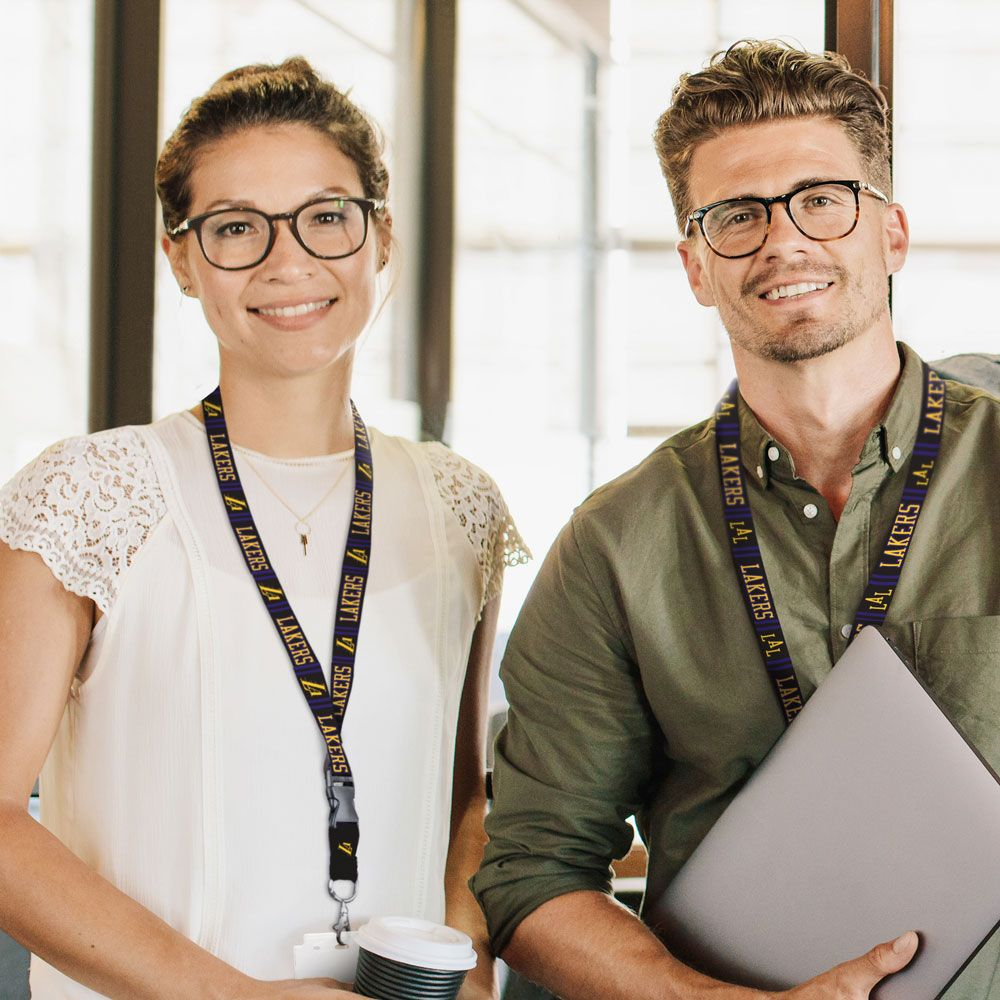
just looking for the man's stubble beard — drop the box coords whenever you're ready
[715,258,889,364]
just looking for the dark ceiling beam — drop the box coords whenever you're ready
[415,0,457,442]
[826,0,894,306]
[825,0,893,111]
[89,0,161,431]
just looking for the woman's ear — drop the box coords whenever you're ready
[376,211,394,271]
[161,233,195,295]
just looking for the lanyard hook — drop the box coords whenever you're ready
[330,879,357,945]
[333,897,351,945]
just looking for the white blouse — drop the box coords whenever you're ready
[0,411,528,998]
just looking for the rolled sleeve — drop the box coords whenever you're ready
[471,512,659,953]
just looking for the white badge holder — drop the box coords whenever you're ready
[293,930,359,981]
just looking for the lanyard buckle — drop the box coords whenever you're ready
[326,770,359,826]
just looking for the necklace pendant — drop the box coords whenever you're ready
[296,520,311,557]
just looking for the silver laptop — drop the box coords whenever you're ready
[649,626,1000,999]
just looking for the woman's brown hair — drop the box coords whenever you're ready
[156,56,389,236]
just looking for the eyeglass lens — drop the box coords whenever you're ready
[198,199,368,269]
[702,183,858,257]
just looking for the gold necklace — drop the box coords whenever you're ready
[243,456,352,556]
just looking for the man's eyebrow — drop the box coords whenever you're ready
[723,177,837,201]
[788,176,834,190]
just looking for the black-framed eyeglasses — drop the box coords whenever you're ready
[168,195,386,271]
[684,180,889,260]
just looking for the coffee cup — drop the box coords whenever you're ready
[354,915,477,999]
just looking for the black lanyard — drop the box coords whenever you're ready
[202,388,373,937]
[715,364,945,725]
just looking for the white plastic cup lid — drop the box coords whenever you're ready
[355,916,477,972]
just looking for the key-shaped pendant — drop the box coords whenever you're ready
[296,521,311,557]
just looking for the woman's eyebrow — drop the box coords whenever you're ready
[199,187,358,212]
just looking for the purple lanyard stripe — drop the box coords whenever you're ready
[848,366,944,639]
[716,364,944,726]
[715,392,803,724]
[202,388,373,886]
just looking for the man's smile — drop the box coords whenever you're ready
[760,281,832,302]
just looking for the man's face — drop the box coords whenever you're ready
[677,117,908,365]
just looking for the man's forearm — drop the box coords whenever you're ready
[501,890,767,1000]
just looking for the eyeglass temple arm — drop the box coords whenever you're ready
[860,181,890,203]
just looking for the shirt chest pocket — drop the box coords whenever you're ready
[911,615,1000,771]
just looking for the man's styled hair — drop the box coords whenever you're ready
[653,39,890,232]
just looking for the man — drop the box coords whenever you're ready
[471,40,1000,1000]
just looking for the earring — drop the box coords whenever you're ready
[182,285,191,294]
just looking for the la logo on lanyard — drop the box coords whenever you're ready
[715,364,945,726]
[203,388,373,936]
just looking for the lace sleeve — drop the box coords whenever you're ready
[0,428,167,614]
[423,443,531,615]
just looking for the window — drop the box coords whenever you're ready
[451,0,593,632]
[450,0,827,643]
[892,0,1000,360]
[612,0,826,482]
[0,1,94,483]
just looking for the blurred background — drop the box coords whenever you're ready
[4,0,997,660]
[0,0,996,994]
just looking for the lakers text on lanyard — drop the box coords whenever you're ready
[203,388,373,937]
[715,364,945,726]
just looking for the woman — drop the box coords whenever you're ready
[0,58,526,999]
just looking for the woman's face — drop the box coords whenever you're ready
[163,123,389,382]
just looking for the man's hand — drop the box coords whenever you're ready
[499,891,921,1000]
[779,932,918,999]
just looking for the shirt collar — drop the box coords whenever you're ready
[736,341,924,488]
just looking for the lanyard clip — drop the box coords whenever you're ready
[330,879,357,945]
[326,770,359,827]
[333,897,351,945]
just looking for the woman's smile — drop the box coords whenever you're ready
[248,296,338,331]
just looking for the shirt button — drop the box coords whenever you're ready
[767,446,780,461]
[891,446,902,460]
[841,624,852,638]
[756,465,764,479]
[803,503,819,519]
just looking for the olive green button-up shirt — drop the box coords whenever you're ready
[473,344,1000,998]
